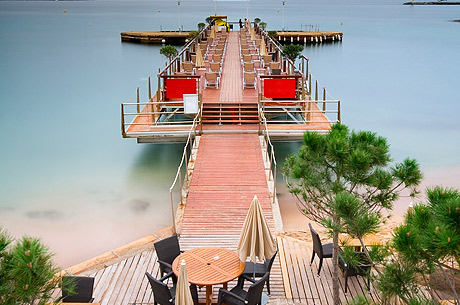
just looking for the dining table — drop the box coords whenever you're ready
[172,247,245,305]
[339,233,382,251]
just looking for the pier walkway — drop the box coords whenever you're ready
[56,30,382,305]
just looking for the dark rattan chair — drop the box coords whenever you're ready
[145,271,198,305]
[309,223,333,275]
[338,249,372,293]
[237,250,278,295]
[217,272,269,305]
[59,276,95,303]
[154,235,182,282]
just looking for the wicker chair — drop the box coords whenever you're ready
[217,272,269,305]
[309,223,333,275]
[154,235,182,283]
[145,272,199,305]
[243,72,256,89]
[237,250,278,295]
[205,72,219,89]
[58,276,95,303]
[338,249,372,293]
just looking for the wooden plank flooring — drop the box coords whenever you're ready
[278,235,382,305]
[179,133,285,302]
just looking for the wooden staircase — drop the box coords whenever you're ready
[201,102,259,124]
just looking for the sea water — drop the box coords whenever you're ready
[0,0,459,267]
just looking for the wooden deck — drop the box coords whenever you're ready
[123,30,335,142]
[64,233,380,304]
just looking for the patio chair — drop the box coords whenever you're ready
[268,62,281,74]
[309,223,333,275]
[154,235,182,282]
[217,272,269,305]
[238,250,278,295]
[190,54,197,65]
[244,62,255,72]
[241,48,250,56]
[205,72,219,89]
[215,48,224,56]
[210,62,222,76]
[262,54,272,68]
[58,276,95,303]
[243,72,256,89]
[145,272,199,305]
[338,249,372,293]
[212,54,222,63]
[181,62,195,75]
[242,54,252,64]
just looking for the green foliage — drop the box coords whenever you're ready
[259,22,267,30]
[282,44,304,63]
[284,124,422,224]
[283,124,423,305]
[188,30,199,39]
[375,259,422,304]
[346,294,372,305]
[267,30,278,38]
[159,45,178,62]
[0,227,67,305]
[197,22,205,31]
[254,18,261,24]
[205,16,213,25]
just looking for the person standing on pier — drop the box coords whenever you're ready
[239,19,243,29]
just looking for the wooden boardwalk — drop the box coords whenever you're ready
[61,30,367,305]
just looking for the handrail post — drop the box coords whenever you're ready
[148,76,152,100]
[323,87,326,112]
[315,80,318,101]
[338,100,341,122]
[306,58,309,79]
[170,191,176,233]
[136,87,140,113]
[308,74,312,96]
[121,104,126,138]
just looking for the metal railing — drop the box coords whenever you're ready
[259,99,340,125]
[168,103,203,233]
[259,108,277,205]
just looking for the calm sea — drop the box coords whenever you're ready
[0,0,459,267]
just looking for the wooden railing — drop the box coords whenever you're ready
[168,102,203,232]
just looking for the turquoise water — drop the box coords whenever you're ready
[0,0,459,267]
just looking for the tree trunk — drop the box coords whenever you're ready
[333,229,340,305]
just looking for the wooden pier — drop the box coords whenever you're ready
[50,26,356,305]
[276,31,343,44]
[120,30,343,45]
[121,31,192,43]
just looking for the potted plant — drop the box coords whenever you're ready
[160,45,178,62]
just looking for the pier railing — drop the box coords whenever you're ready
[168,103,203,232]
[121,90,202,137]
[259,109,277,205]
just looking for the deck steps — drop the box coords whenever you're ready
[202,102,259,124]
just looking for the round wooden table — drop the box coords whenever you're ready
[172,247,245,305]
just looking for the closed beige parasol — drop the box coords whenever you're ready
[195,44,204,68]
[237,195,277,263]
[176,260,194,305]
[259,38,267,56]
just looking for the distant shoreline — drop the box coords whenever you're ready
[403,1,460,4]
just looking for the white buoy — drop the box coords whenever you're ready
[332,36,335,41]
[315,36,318,43]
[320,36,322,42]
[291,37,293,42]
[304,37,307,43]
[297,36,299,41]
[310,37,313,42]
[162,39,166,43]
